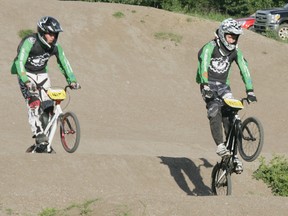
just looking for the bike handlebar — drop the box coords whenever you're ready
[29,84,81,93]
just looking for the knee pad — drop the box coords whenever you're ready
[28,96,41,109]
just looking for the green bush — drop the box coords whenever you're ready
[253,155,288,196]
[18,29,34,39]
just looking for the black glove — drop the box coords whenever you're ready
[201,84,214,99]
[247,90,257,102]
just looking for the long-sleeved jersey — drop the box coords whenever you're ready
[196,40,253,91]
[11,33,76,84]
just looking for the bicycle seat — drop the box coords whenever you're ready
[224,98,244,110]
[47,88,66,100]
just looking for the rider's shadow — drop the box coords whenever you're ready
[158,157,213,196]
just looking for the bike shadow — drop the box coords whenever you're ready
[158,156,213,196]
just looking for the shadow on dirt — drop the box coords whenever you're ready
[159,156,213,196]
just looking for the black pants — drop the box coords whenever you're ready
[201,82,233,145]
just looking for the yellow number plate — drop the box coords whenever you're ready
[47,88,66,100]
[224,98,244,109]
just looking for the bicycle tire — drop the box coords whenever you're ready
[60,111,80,153]
[239,117,264,162]
[211,163,232,195]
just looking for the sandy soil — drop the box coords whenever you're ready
[1,0,288,215]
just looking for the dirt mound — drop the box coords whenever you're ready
[1,0,288,215]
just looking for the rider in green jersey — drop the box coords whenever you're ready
[196,18,257,172]
[11,16,80,152]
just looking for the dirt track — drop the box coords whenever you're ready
[1,0,288,215]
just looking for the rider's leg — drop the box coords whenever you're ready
[207,100,224,144]
[222,116,231,136]
[26,97,44,136]
[39,110,49,131]
[19,77,45,140]
[19,72,51,144]
[206,100,229,157]
[38,74,53,135]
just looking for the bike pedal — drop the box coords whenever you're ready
[33,143,48,153]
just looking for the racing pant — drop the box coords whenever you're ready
[201,81,233,146]
[18,72,54,138]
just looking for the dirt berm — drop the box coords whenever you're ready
[0,0,288,215]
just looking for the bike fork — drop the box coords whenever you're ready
[216,169,227,185]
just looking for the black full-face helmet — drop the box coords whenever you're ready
[37,16,63,48]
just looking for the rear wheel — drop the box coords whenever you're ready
[211,163,232,195]
[60,112,80,153]
[239,117,264,162]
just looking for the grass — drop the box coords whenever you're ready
[0,199,136,216]
[5,209,13,215]
[18,29,34,39]
[38,199,99,216]
[113,11,125,18]
[154,32,183,44]
[39,208,58,216]
[188,11,228,22]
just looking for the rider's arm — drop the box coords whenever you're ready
[11,38,34,84]
[196,41,214,85]
[235,48,254,91]
[55,44,77,84]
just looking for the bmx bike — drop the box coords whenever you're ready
[211,97,264,195]
[27,85,81,154]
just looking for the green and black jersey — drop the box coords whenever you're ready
[11,33,76,84]
[196,40,253,91]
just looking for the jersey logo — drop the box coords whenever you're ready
[28,53,50,67]
[209,57,230,74]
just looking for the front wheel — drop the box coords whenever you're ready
[211,163,232,195]
[60,112,80,153]
[277,24,288,40]
[239,117,264,162]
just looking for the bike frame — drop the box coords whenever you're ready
[212,97,263,195]
[44,100,63,152]
[214,102,244,184]
[28,84,80,154]
[216,114,241,178]
[225,112,242,158]
[32,86,69,153]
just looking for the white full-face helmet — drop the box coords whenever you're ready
[217,18,243,51]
